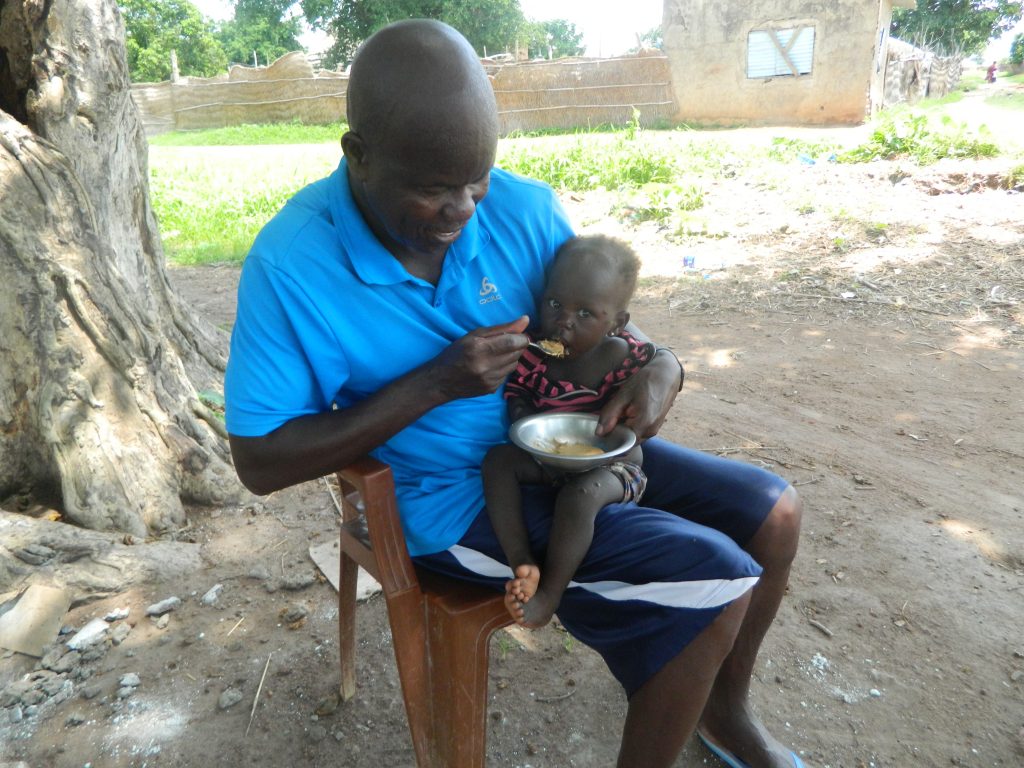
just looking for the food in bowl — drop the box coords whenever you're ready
[534,439,604,457]
[509,412,636,471]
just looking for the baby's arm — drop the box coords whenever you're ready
[507,395,538,424]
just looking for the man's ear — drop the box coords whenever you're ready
[611,310,630,335]
[341,131,367,175]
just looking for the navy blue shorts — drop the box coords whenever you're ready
[413,438,789,697]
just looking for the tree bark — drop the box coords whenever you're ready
[0,0,247,535]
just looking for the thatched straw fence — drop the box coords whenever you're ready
[131,51,677,137]
[488,51,675,133]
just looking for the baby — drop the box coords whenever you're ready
[481,234,654,627]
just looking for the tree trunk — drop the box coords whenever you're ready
[0,0,247,535]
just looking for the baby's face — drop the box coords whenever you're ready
[539,263,625,357]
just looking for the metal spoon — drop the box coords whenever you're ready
[526,339,567,358]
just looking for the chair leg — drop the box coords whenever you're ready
[384,588,436,767]
[338,550,359,701]
[426,601,511,768]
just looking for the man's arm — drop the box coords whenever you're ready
[230,317,529,495]
[595,322,683,440]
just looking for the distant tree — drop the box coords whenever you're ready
[444,0,525,57]
[121,0,228,81]
[519,19,583,59]
[629,25,663,53]
[1010,32,1024,65]
[300,0,527,69]
[890,0,1023,57]
[217,0,303,67]
[544,19,585,57]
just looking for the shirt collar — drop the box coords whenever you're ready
[329,157,490,287]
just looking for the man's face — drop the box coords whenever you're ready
[346,119,496,262]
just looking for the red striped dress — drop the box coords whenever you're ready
[504,331,655,412]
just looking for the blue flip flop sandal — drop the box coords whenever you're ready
[697,730,805,768]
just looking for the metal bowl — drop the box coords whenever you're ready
[508,412,637,472]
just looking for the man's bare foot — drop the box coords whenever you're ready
[504,564,539,622]
[699,700,799,768]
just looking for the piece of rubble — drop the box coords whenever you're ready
[0,584,72,657]
[65,618,109,650]
[145,596,181,616]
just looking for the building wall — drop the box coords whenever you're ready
[662,0,898,126]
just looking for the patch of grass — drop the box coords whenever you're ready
[840,112,999,165]
[763,136,840,163]
[149,144,338,265]
[958,71,985,92]
[149,121,347,146]
[498,135,678,191]
[1006,163,1024,189]
[152,180,300,264]
[864,222,889,239]
[920,91,965,107]
[832,235,852,253]
[615,182,706,225]
[986,91,1024,110]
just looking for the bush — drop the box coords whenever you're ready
[840,112,999,165]
[1010,33,1024,67]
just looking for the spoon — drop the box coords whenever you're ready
[526,339,568,358]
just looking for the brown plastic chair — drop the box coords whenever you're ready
[335,457,513,768]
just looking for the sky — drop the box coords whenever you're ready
[192,0,664,57]
[518,0,662,57]
[983,18,1024,62]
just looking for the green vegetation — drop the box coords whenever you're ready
[149,138,338,264]
[300,0,578,69]
[764,136,841,163]
[148,121,347,146]
[122,0,227,81]
[890,0,1022,58]
[497,109,678,191]
[841,112,999,164]
[1010,32,1024,65]
[1007,163,1024,188]
[958,70,985,91]
[217,0,303,67]
[614,183,705,225]
[148,97,1011,266]
[151,173,301,265]
[986,91,1024,110]
[498,137,677,191]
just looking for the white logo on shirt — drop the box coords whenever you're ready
[479,277,502,305]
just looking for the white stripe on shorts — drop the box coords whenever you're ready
[448,545,758,610]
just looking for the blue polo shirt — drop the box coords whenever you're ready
[225,160,574,555]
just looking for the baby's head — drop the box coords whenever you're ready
[539,235,642,356]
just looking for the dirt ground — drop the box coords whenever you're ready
[2,86,1023,768]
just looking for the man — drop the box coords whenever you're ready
[225,18,803,768]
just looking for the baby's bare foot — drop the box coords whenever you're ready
[503,591,526,622]
[511,564,539,602]
[504,564,540,621]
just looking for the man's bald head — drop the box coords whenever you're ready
[346,19,498,151]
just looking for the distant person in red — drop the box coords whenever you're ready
[986,61,997,83]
